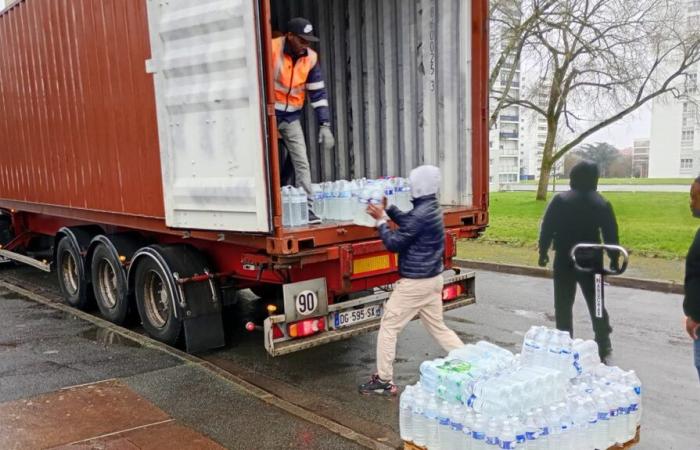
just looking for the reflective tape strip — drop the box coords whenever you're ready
[311,99,329,108]
[275,81,304,96]
[275,102,303,112]
[306,81,325,90]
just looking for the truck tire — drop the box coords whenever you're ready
[91,243,130,325]
[133,254,182,346]
[56,236,93,310]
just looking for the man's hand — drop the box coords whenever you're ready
[367,203,385,221]
[318,124,335,151]
[686,316,700,340]
[538,254,549,267]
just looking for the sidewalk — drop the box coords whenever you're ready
[0,279,364,450]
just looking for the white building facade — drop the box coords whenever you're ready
[649,2,700,177]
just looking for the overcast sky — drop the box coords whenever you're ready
[582,104,652,149]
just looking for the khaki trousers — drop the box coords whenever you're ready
[377,275,464,381]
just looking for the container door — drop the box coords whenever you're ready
[145,0,270,232]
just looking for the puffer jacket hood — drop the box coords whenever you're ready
[410,165,441,199]
[569,160,599,192]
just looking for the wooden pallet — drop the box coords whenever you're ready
[403,426,640,450]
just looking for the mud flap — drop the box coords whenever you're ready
[183,314,225,354]
[153,245,226,354]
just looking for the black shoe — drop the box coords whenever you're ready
[308,211,322,225]
[358,374,398,396]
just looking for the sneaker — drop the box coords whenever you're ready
[308,211,322,225]
[358,374,398,396]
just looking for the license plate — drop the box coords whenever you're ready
[333,304,383,328]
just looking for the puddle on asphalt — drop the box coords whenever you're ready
[78,327,142,348]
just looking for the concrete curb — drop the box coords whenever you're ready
[454,259,684,295]
[0,277,393,450]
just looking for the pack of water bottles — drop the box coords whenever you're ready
[520,326,602,378]
[281,186,309,227]
[281,177,413,228]
[400,331,643,449]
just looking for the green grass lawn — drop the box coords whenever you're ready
[521,177,693,185]
[482,192,698,259]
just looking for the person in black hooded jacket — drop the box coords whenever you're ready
[538,160,619,361]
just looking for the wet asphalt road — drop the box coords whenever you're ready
[1,263,698,449]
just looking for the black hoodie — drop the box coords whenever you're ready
[538,161,619,267]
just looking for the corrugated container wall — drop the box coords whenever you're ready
[0,0,165,218]
[271,0,473,206]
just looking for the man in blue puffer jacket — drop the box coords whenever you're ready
[359,165,463,396]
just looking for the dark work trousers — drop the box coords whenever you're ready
[553,257,612,349]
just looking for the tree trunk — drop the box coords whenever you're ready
[536,161,552,201]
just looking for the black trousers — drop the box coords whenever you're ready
[553,259,612,348]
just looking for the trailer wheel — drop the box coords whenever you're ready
[133,256,181,346]
[91,243,130,325]
[56,236,92,310]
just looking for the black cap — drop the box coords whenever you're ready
[287,17,319,42]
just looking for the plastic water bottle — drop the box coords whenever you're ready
[595,395,612,449]
[498,421,517,449]
[570,399,591,450]
[321,181,333,220]
[462,410,475,450]
[556,402,574,450]
[337,180,353,221]
[397,178,413,211]
[311,184,324,219]
[471,415,487,450]
[399,385,414,442]
[282,186,292,227]
[624,370,642,427]
[297,187,308,225]
[612,389,628,445]
[524,411,541,450]
[352,187,371,227]
[425,394,440,449]
[546,405,562,450]
[521,326,541,366]
[383,179,396,208]
[327,181,340,220]
[445,404,465,450]
[533,408,549,450]
[485,418,499,448]
[437,400,451,449]
[413,388,428,447]
[350,179,361,220]
[512,417,527,449]
[623,388,639,441]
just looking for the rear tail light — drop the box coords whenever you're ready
[288,317,326,338]
[442,283,464,301]
[272,324,285,339]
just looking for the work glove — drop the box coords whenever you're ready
[538,254,549,268]
[318,124,335,152]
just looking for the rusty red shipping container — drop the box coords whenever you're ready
[0,0,489,354]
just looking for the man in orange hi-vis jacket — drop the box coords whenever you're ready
[272,17,335,224]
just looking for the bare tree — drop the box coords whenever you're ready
[489,0,557,127]
[493,0,700,200]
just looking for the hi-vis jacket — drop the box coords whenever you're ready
[272,37,330,125]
